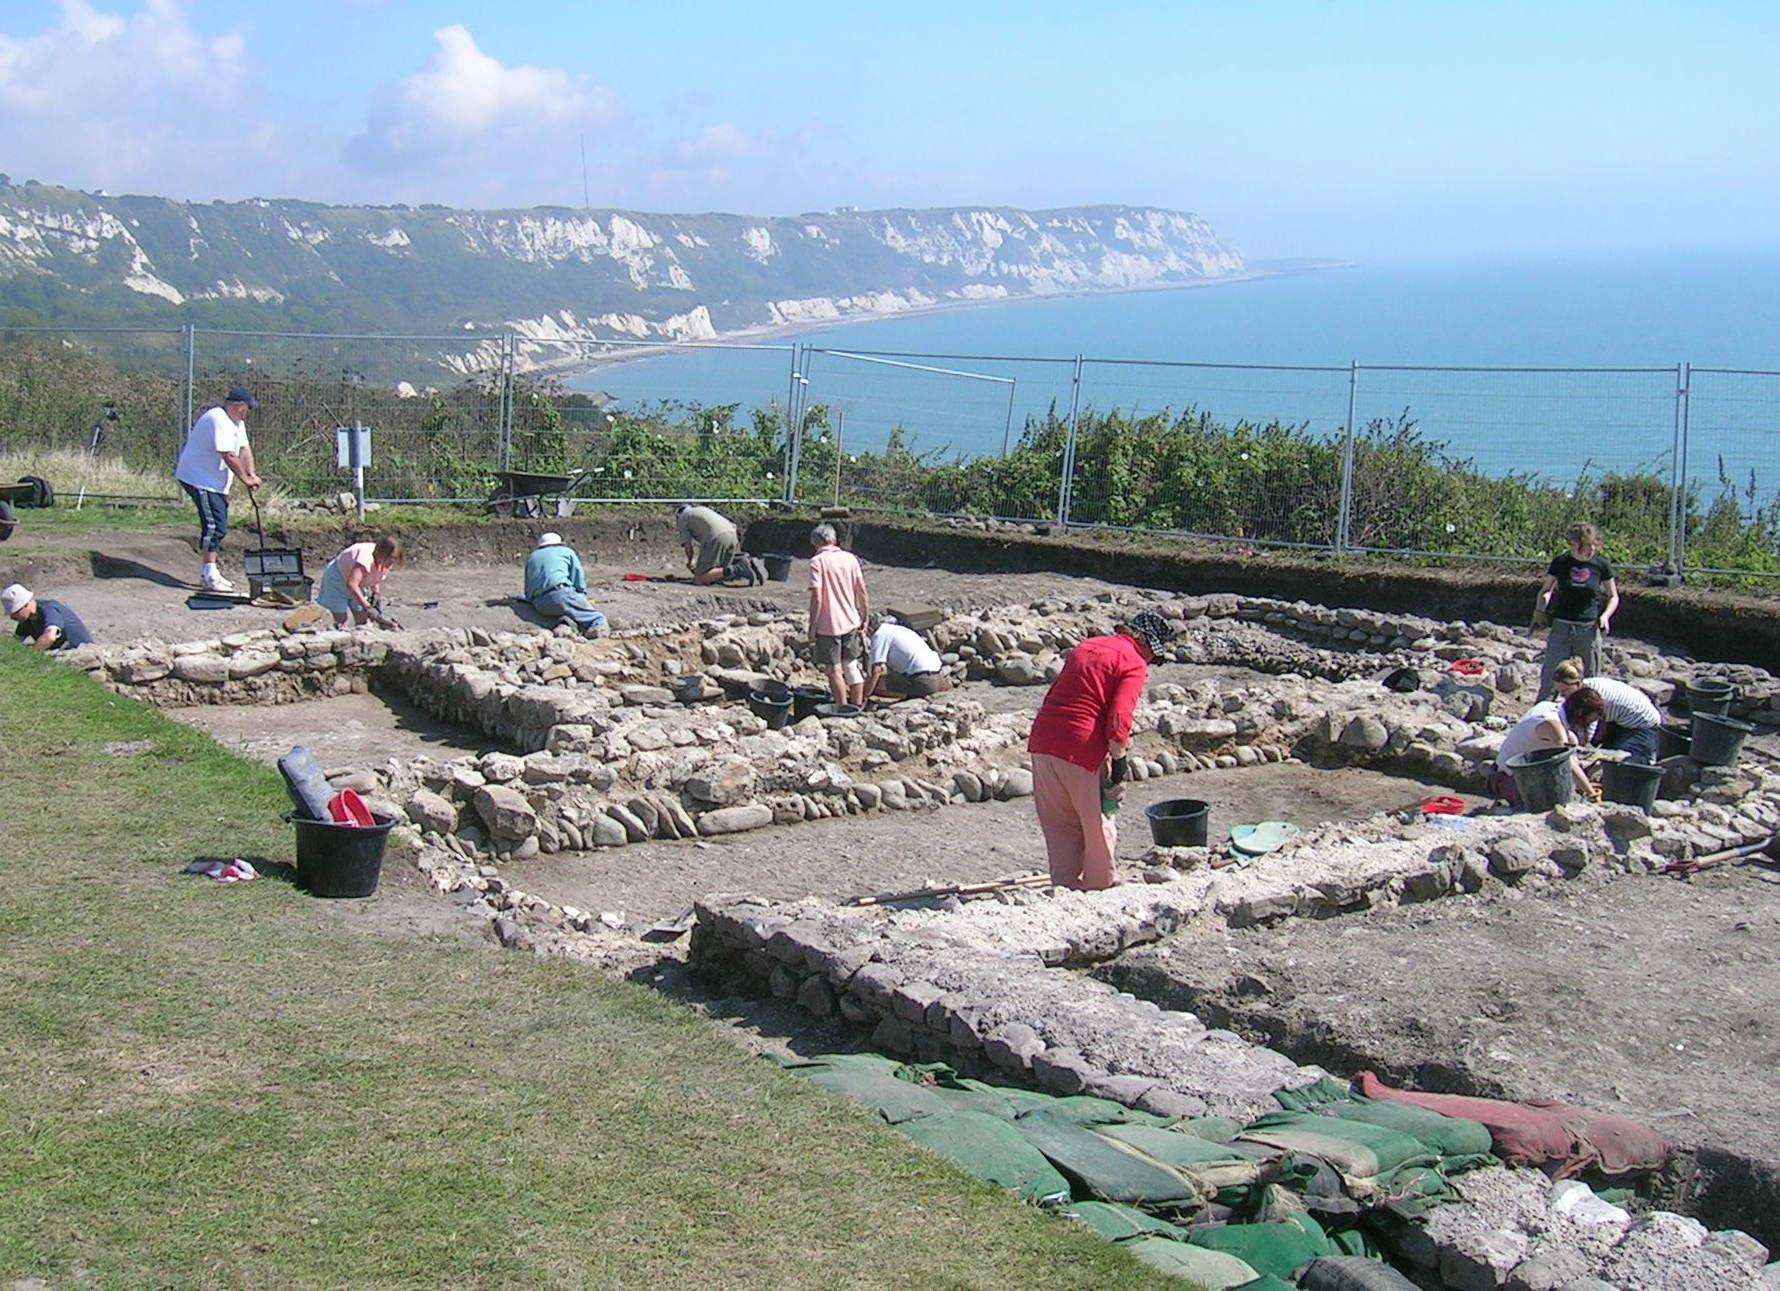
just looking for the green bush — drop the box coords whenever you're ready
[8,333,1780,581]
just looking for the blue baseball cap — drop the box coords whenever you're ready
[226,386,258,410]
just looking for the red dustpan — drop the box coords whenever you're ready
[327,789,376,828]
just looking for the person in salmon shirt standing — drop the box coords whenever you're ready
[1026,609,1175,890]
[807,522,869,705]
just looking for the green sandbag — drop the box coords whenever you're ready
[1299,1254,1422,1290]
[1024,1095,1172,1128]
[1326,1229,1382,1259]
[1179,1115,1245,1143]
[1123,1237,1261,1288]
[1321,1099,1495,1170]
[1093,1123,1265,1194]
[1189,1217,1333,1279]
[952,1081,1056,1117]
[1238,1111,1440,1196]
[1064,1200,1182,1242]
[801,1066,955,1124]
[910,1072,1023,1120]
[1249,1182,1314,1226]
[1273,1074,1357,1112]
[896,1111,1072,1205]
[1013,1113,1201,1209]
[779,1052,904,1074]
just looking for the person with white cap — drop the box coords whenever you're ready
[4,583,93,652]
[174,386,262,592]
[524,532,606,636]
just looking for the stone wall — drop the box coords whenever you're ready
[65,627,393,706]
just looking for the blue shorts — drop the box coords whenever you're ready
[183,483,229,553]
[316,560,353,616]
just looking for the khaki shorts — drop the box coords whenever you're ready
[812,631,864,667]
[693,532,740,576]
[883,670,949,697]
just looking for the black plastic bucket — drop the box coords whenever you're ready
[1505,746,1576,812]
[762,553,794,582]
[814,702,862,719]
[1691,711,1754,766]
[792,686,830,722]
[747,687,793,729]
[716,672,755,701]
[290,813,395,898]
[1657,722,1693,761]
[1684,678,1736,717]
[1601,759,1664,810]
[1146,798,1210,848]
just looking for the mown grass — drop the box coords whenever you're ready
[0,649,1165,1289]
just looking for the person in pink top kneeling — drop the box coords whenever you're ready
[1025,609,1174,890]
[806,522,869,705]
[316,536,404,629]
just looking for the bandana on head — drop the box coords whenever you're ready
[1126,608,1174,656]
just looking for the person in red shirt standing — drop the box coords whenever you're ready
[1026,609,1174,890]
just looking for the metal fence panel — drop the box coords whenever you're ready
[18,321,1780,582]
[0,326,187,502]
[190,329,508,502]
[1064,359,1353,549]
[1680,368,1780,577]
[509,338,795,503]
[799,349,1076,520]
[1347,365,1680,567]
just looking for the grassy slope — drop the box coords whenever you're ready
[0,649,1165,1289]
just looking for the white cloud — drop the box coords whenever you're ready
[671,123,756,168]
[0,0,269,193]
[347,25,621,172]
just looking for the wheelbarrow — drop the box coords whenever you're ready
[488,469,587,518]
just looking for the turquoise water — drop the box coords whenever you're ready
[572,249,1780,492]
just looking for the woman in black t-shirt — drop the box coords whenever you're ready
[1534,522,1619,700]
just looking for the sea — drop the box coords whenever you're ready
[571,248,1780,497]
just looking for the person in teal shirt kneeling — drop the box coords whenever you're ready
[524,533,607,637]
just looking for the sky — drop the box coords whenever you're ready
[0,0,1775,260]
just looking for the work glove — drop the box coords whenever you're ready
[1584,781,1603,803]
[1530,609,1550,630]
[1100,757,1130,814]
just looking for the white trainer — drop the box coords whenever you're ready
[202,568,235,592]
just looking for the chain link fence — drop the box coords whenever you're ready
[1346,366,1681,568]
[510,338,793,505]
[0,325,187,502]
[190,329,508,503]
[795,349,1077,520]
[6,324,1780,580]
[1681,368,1780,578]
[1063,360,1353,549]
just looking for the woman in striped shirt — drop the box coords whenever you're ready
[1553,657,1662,765]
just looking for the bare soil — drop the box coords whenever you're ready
[177,690,504,767]
[23,531,1130,645]
[1102,862,1780,1248]
[509,761,1459,929]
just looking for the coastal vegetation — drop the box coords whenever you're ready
[3,335,1776,577]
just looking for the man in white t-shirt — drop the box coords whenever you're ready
[174,387,261,592]
[865,614,950,699]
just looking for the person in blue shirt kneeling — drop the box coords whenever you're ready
[524,533,607,638]
[4,583,94,652]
